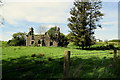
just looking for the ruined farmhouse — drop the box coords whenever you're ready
[26,27,60,47]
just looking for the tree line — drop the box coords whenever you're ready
[7,0,104,49]
[7,27,69,47]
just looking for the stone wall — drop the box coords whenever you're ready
[26,27,59,47]
[26,35,33,46]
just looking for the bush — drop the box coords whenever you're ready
[31,54,36,57]
[90,42,116,50]
[48,57,53,61]
[67,42,79,49]
[59,33,69,47]
[109,39,120,42]
[36,53,45,58]
[107,44,114,49]
[7,32,26,46]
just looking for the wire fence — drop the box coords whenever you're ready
[49,51,111,58]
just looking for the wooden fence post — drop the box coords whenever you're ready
[113,49,117,66]
[114,49,117,59]
[64,50,70,79]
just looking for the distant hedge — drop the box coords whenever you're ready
[0,41,8,47]
[108,39,120,42]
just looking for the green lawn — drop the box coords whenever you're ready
[2,46,120,79]
[2,46,113,59]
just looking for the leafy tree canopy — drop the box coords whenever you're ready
[7,32,26,46]
[45,26,60,40]
[46,26,69,47]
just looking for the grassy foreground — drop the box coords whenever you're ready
[2,46,120,79]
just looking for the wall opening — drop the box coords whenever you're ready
[50,42,53,46]
[31,41,34,45]
[38,40,41,44]
[32,36,34,40]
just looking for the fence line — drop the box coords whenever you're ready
[4,50,118,78]
[63,49,118,78]
[48,51,111,58]
[71,53,110,56]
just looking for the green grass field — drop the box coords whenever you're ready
[2,46,120,79]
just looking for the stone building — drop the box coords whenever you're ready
[26,27,60,47]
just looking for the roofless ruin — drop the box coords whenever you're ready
[26,27,60,47]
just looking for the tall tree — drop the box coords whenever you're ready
[68,0,104,49]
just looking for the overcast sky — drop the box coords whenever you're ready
[0,0,119,41]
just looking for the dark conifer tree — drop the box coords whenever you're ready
[68,0,104,49]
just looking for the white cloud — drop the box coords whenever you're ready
[35,24,56,34]
[3,2,72,25]
[5,0,119,2]
[0,31,15,41]
[102,21,118,25]
[95,26,118,40]
[5,0,74,2]
[97,25,118,31]
[97,27,106,31]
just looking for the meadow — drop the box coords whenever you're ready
[2,45,120,79]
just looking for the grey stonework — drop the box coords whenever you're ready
[26,27,60,47]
